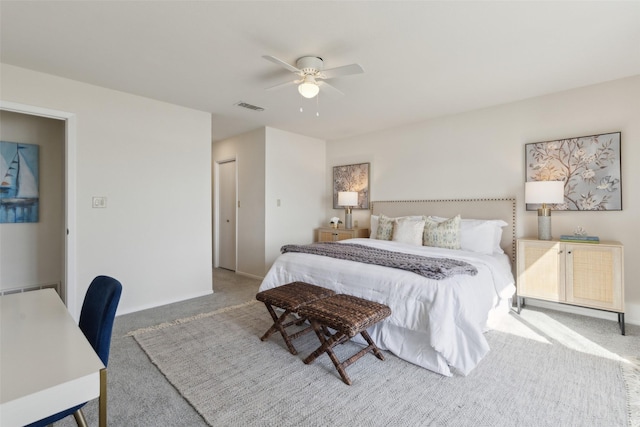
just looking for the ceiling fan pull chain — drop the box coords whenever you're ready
[316,93,320,117]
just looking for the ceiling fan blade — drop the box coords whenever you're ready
[321,63,364,79]
[266,79,298,91]
[318,81,344,96]
[262,55,301,73]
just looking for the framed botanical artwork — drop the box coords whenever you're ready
[525,132,621,211]
[0,141,40,223]
[333,162,370,209]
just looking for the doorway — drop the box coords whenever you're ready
[0,101,79,318]
[216,159,236,271]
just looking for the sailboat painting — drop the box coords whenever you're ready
[0,141,39,223]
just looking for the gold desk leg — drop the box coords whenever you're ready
[99,368,107,427]
[73,409,89,427]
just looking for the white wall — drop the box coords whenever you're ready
[1,64,213,317]
[327,75,640,324]
[0,111,65,295]
[212,127,327,277]
[265,127,326,269]
[211,128,266,278]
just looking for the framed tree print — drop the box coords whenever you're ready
[525,132,621,211]
[333,162,370,209]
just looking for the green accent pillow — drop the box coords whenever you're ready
[423,215,461,249]
[375,214,394,240]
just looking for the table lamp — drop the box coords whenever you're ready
[338,191,358,229]
[525,181,565,240]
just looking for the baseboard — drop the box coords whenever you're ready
[117,289,214,317]
[0,281,61,296]
[234,270,264,281]
[626,303,640,326]
[522,299,639,326]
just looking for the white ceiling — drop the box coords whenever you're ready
[1,1,639,142]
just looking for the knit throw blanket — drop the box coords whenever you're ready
[281,242,478,280]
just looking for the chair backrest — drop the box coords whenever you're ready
[79,275,122,366]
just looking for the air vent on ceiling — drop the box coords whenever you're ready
[235,102,264,112]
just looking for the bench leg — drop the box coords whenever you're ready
[336,330,384,380]
[304,321,386,385]
[303,320,343,364]
[303,324,352,385]
[260,304,300,355]
[360,330,385,361]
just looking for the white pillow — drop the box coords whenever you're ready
[370,215,422,239]
[463,219,508,254]
[430,216,507,254]
[370,215,379,238]
[392,217,426,246]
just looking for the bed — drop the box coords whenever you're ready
[259,198,517,376]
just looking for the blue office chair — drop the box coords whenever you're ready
[26,275,122,427]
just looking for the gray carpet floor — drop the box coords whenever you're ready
[52,268,638,426]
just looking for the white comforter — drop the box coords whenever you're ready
[259,238,516,376]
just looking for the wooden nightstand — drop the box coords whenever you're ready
[516,237,625,334]
[316,227,369,242]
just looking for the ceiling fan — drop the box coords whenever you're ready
[263,55,364,99]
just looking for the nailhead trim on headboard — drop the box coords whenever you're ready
[370,198,517,266]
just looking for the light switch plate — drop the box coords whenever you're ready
[92,197,107,208]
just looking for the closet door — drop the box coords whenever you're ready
[218,160,236,271]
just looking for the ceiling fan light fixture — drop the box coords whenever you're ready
[298,76,320,98]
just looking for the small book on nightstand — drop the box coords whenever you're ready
[559,235,600,243]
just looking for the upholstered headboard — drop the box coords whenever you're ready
[371,198,516,267]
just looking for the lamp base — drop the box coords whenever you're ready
[344,208,353,229]
[537,212,552,240]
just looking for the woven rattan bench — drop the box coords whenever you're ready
[256,282,336,355]
[298,294,392,385]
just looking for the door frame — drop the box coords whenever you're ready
[213,157,237,270]
[0,100,79,319]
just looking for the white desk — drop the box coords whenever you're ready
[0,289,107,427]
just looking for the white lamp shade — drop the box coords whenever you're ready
[525,181,565,204]
[338,191,358,207]
[298,76,320,98]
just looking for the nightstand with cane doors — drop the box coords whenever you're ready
[516,238,625,334]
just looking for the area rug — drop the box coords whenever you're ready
[130,300,634,426]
